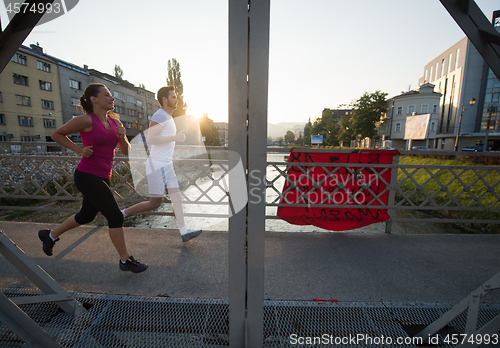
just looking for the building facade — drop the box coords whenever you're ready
[378,84,441,150]
[0,44,156,144]
[416,10,500,151]
[0,45,62,143]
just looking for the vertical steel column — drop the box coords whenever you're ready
[247,0,270,347]
[228,1,250,347]
[228,0,270,347]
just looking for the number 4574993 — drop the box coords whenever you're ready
[6,2,61,14]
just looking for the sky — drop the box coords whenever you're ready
[1,0,498,125]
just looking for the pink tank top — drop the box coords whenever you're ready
[76,113,120,178]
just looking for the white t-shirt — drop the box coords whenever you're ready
[149,108,176,163]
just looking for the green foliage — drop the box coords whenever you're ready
[350,91,387,139]
[167,58,187,117]
[311,109,341,146]
[284,130,296,144]
[303,118,312,146]
[113,64,123,78]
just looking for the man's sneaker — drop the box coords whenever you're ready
[181,229,202,242]
[38,229,59,256]
[119,256,148,273]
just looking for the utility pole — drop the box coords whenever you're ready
[454,97,476,151]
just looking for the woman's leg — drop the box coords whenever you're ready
[50,214,81,239]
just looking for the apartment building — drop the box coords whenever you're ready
[378,84,441,150]
[0,46,62,142]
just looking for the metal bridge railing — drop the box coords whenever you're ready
[1,146,499,231]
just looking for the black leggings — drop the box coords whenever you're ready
[74,169,124,228]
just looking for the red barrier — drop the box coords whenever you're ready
[277,149,399,231]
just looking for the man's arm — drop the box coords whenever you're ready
[146,121,185,145]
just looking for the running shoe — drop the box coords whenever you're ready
[119,256,148,273]
[181,229,202,242]
[38,229,59,256]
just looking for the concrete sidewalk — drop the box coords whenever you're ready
[1,221,500,304]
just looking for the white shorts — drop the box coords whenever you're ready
[147,162,179,196]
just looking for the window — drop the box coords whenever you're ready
[424,70,428,83]
[70,97,79,106]
[441,59,445,77]
[44,118,56,128]
[430,121,436,131]
[113,91,124,100]
[137,100,143,107]
[432,104,438,113]
[407,105,415,115]
[430,66,434,82]
[18,116,33,126]
[395,123,401,132]
[16,95,31,106]
[13,74,29,86]
[0,91,2,102]
[455,49,460,70]
[39,80,52,91]
[11,53,27,65]
[37,60,51,72]
[138,112,144,119]
[448,54,452,74]
[114,106,125,114]
[41,99,54,109]
[69,79,81,89]
[0,135,7,142]
[421,104,429,113]
[435,63,439,81]
[386,124,390,133]
[396,106,403,115]
[126,95,136,103]
[0,114,5,125]
[127,109,137,117]
[21,136,35,142]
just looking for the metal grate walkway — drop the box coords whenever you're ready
[1,289,500,347]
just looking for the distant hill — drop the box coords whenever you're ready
[268,122,306,139]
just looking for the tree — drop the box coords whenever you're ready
[167,58,186,117]
[303,118,312,146]
[284,130,296,144]
[311,108,341,146]
[350,91,387,140]
[113,64,123,79]
[199,113,220,146]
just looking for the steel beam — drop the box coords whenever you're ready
[0,292,62,348]
[0,231,84,314]
[228,0,250,347]
[440,0,500,79]
[0,0,55,73]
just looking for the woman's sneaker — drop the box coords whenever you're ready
[38,229,59,256]
[119,256,148,273]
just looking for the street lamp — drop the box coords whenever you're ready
[454,97,476,151]
[483,104,497,152]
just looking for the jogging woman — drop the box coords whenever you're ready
[38,83,147,273]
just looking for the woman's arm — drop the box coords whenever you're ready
[146,121,185,145]
[51,116,94,157]
[114,119,131,156]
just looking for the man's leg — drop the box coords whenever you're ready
[167,187,202,242]
[123,197,163,216]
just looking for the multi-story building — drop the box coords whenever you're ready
[0,45,62,143]
[416,10,500,151]
[214,122,228,146]
[88,69,154,138]
[378,83,441,150]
